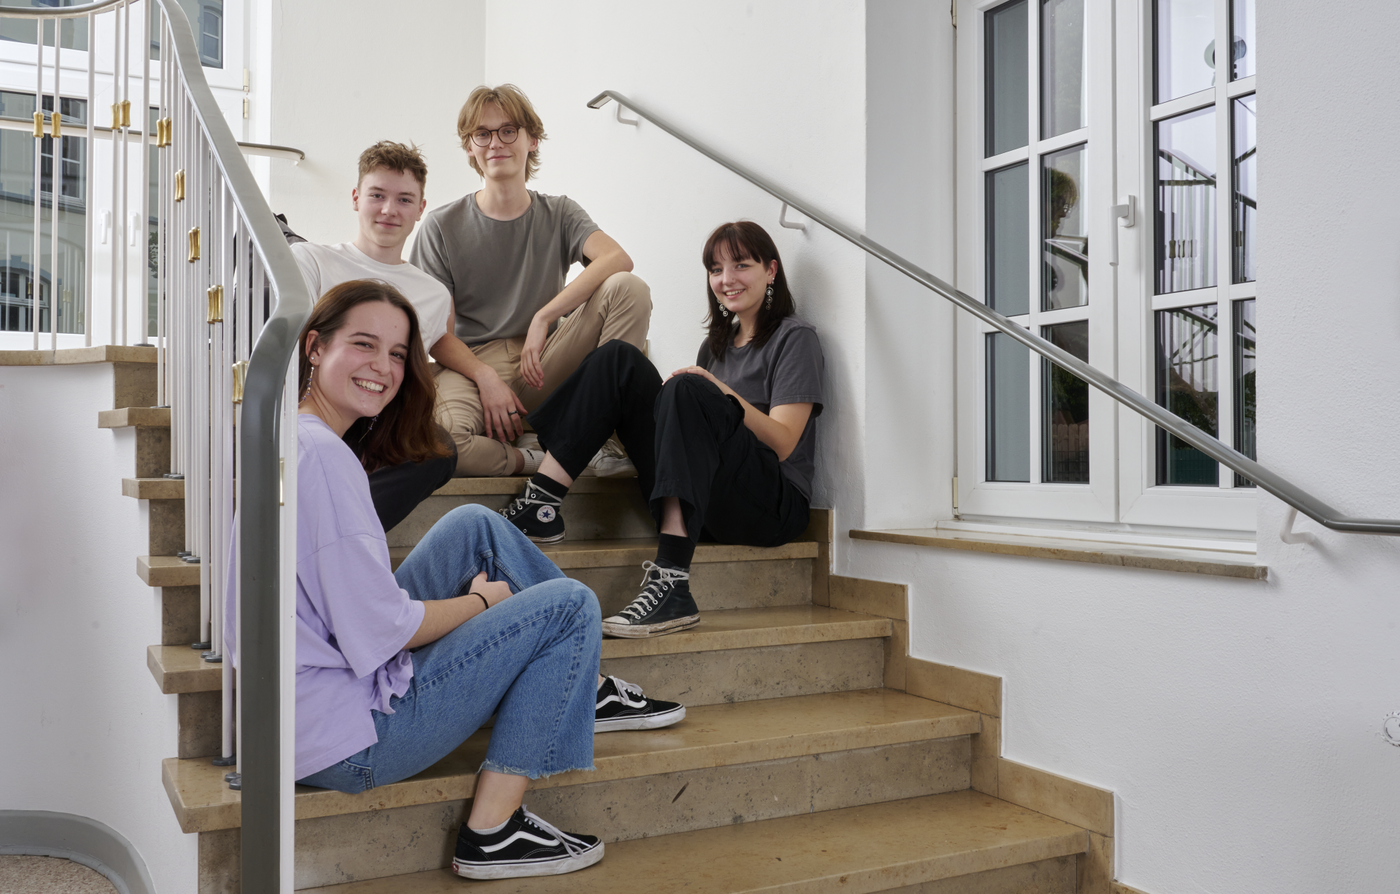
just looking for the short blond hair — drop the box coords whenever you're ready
[456,84,547,181]
[357,141,428,194]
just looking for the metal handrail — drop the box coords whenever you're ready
[158,1,312,890]
[588,89,1400,536]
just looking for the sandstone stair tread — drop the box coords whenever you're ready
[301,790,1086,894]
[98,406,169,428]
[147,606,892,694]
[141,537,818,588]
[162,688,978,833]
[124,477,190,499]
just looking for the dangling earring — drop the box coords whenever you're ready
[301,365,315,402]
[366,415,378,433]
[719,306,729,319]
[764,283,774,310]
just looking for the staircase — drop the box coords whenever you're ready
[105,352,1111,893]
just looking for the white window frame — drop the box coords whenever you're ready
[955,0,1259,535]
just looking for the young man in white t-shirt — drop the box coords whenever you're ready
[291,141,468,532]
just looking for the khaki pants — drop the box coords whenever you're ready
[434,271,652,476]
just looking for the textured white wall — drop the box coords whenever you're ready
[480,0,867,519]
[848,1,1400,892]
[262,0,486,250]
[0,364,195,893]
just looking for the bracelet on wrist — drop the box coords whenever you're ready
[470,591,489,612]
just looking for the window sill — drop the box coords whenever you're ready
[849,522,1266,580]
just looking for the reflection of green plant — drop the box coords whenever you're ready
[1047,168,1078,236]
[149,230,158,276]
[1048,366,1088,423]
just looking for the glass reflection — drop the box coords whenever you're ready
[0,91,87,335]
[1156,304,1218,486]
[1043,144,1087,310]
[1232,95,1256,284]
[1233,299,1256,487]
[1231,0,1255,80]
[1155,108,1216,294]
[986,0,1029,157]
[1041,0,1086,138]
[987,163,1029,316]
[987,332,1030,482]
[0,2,89,52]
[1042,321,1089,483]
[1155,0,1215,102]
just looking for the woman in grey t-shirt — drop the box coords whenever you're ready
[501,221,824,637]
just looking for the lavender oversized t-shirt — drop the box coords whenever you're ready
[226,414,425,779]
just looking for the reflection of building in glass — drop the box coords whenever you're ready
[1156,304,1219,485]
[0,91,87,334]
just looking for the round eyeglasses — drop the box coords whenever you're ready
[470,125,521,147]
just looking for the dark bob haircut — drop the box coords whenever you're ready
[701,221,795,359]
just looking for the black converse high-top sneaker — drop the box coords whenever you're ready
[601,561,700,638]
[498,480,565,544]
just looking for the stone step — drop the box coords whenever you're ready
[164,689,977,835]
[98,406,170,428]
[147,605,890,695]
[299,791,1085,894]
[140,538,820,602]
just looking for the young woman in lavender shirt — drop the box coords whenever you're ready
[227,280,635,879]
[499,221,825,637]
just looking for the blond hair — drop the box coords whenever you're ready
[357,141,428,194]
[456,84,546,181]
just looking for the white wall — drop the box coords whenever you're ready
[848,2,1400,892]
[260,0,486,250]
[0,364,195,893]
[481,0,867,518]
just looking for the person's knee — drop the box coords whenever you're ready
[443,502,498,532]
[595,338,645,366]
[602,271,651,307]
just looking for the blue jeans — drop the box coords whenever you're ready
[297,505,601,793]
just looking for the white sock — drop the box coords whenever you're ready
[520,447,544,476]
[467,816,511,836]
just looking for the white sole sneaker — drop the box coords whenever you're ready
[601,613,700,638]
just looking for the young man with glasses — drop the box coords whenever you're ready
[410,84,651,479]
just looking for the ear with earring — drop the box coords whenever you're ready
[301,356,317,402]
[718,301,729,320]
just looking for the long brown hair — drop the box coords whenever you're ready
[297,280,447,471]
[702,221,795,360]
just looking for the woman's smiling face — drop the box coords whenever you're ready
[304,300,410,435]
[708,247,777,321]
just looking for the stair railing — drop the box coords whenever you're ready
[0,2,309,891]
[588,89,1400,537]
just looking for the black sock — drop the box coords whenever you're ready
[655,533,695,571]
[529,472,567,503]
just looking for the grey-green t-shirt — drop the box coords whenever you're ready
[697,314,825,500]
[409,190,598,346]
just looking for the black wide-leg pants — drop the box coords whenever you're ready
[359,422,458,534]
[528,340,809,546]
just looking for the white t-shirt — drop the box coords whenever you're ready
[291,241,453,355]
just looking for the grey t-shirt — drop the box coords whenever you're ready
[409,190,598,346]
[697,314,825,500]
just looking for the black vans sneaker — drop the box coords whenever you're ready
[498,481,565,544]
[595,675,686,732]
[452,806,603,879]
[601,561,700,638]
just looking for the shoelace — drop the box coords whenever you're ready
[620,561,688,620]
[499,484,552,520]
[606,675,648,707]
[519,806,587,856]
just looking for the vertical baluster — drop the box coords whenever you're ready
[119,0,130,345]
[85,11,94,348]
[32,17,43,350]
[109,4,119,346]
[49,22,60,351]
[155,8,165,403]
[140,0,151,346]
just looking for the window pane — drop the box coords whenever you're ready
[1233,298,1256,487]
[1155,107,1216,294]
[1042,321,1089,483]
[986,162,1030,316]
[987,332,1031,482]
[0,91,86,336]
[1155,304,1218,486]
[1155,0,1215,102]
[1231,0,1255,80]
[1232,95,1256,284]
[1043,144,1087,310]
[150,0,224,68]
[986,0,1029,157]
[0,2,89,52]
[1041,0,1085,138]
